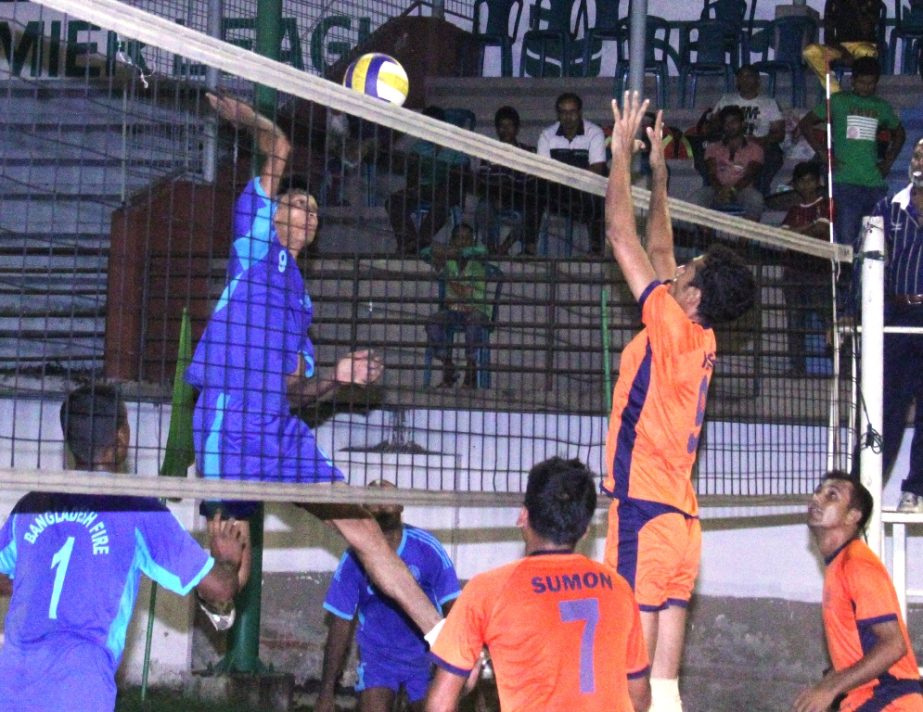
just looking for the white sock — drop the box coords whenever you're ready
[649,677,683,712]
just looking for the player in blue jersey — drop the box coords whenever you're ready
[316,481,461,712]
[186,94,443,638]
[0,384,244,712]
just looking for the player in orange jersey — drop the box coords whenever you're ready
[425,457,650,712]
[793,472,923,712]
[605,92,756,712]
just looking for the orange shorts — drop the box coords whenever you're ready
[604,498,701,611]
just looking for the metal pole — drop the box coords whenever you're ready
[202,0,222,183]
[432,0,445,20]
[627,0,648,97]
[215,0,282,675]
[860,216,886,555]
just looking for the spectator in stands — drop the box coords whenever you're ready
[692,105,765,220]
[797,57,904,252]
[423,223,491,388]
[386,106,470,255]
[317,481,461,712]
[779,161,833,375]
[536,92,606,254]
[868,138,923,513]
[474,106,536,255]
[708,65,786,196]
[803,0,884,93]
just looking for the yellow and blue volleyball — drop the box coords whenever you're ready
[342,53,409,107]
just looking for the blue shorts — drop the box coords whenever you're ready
[193,390,345,484]
[356,656,432,703]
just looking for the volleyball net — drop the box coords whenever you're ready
[0,0,856,505]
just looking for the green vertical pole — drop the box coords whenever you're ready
[216,0,281,674]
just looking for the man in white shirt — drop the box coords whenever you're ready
[536,92,607,254]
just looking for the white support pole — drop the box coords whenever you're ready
[860,215,886,555]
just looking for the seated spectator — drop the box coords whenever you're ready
[692,105,765,220]
[474,106,536,255]
[317,480,461,712]
[423,223,491,387]
[385,106,469,255]
[779,161,833,375]
[536,92,606,254]
[709,65,786,196]
[803,0,884,94]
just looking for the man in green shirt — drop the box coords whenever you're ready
[424,223,491,387]
[798,57,904,253]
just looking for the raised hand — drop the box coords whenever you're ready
[609,91,650,165]
[647,110,667,175]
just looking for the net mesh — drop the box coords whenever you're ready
[0,0,855,503]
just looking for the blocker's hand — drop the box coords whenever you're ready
[609,91,650,165]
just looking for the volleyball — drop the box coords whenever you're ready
[342,53,409,107]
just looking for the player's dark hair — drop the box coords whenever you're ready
[555,92,582,112]
[852,56,881,79]
[60,384,127,466]
[824,471,874,535]
[494,105,520,129]
[692,244,756,325]
[277,175,309,195]
[524,457,597,548]
[717,104,745,125]
[792,161,822,183]
[735,64,758,78]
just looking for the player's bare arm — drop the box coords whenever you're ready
[606,91,657,300]
[196,513,245,605]
[792,618,907,712]
[207,92,291,196]
[644,109,677,282]
[288,350,384,406]
[316,615,358,712]
[425,668,468,712]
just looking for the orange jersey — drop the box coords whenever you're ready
[430,553,649,712]
[824,539,923,712]
[603,282,717,516]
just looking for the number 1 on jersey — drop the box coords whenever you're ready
[49,536,75,620]
[558,597,599,694]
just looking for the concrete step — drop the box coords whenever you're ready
[0,293,105,316]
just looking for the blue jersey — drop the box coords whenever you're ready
[324,525,460,667]
[0,492,212,711]
[185,178,341,484]
[187,177,316,410]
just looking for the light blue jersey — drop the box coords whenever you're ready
[0,492,212,711]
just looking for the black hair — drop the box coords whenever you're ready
[494,105,521,129]
[792,161,822,182]
[555,92,583,112]
[823,470,874,535]
[277,175,309,196]
[60,384,127,466]
[422,105,446,122]
[735,64,758,77]
[692,244,756,325]
[717,104,745,124]
[852,56,881,79]
[524,457,597,548]
[450,222,475,239]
